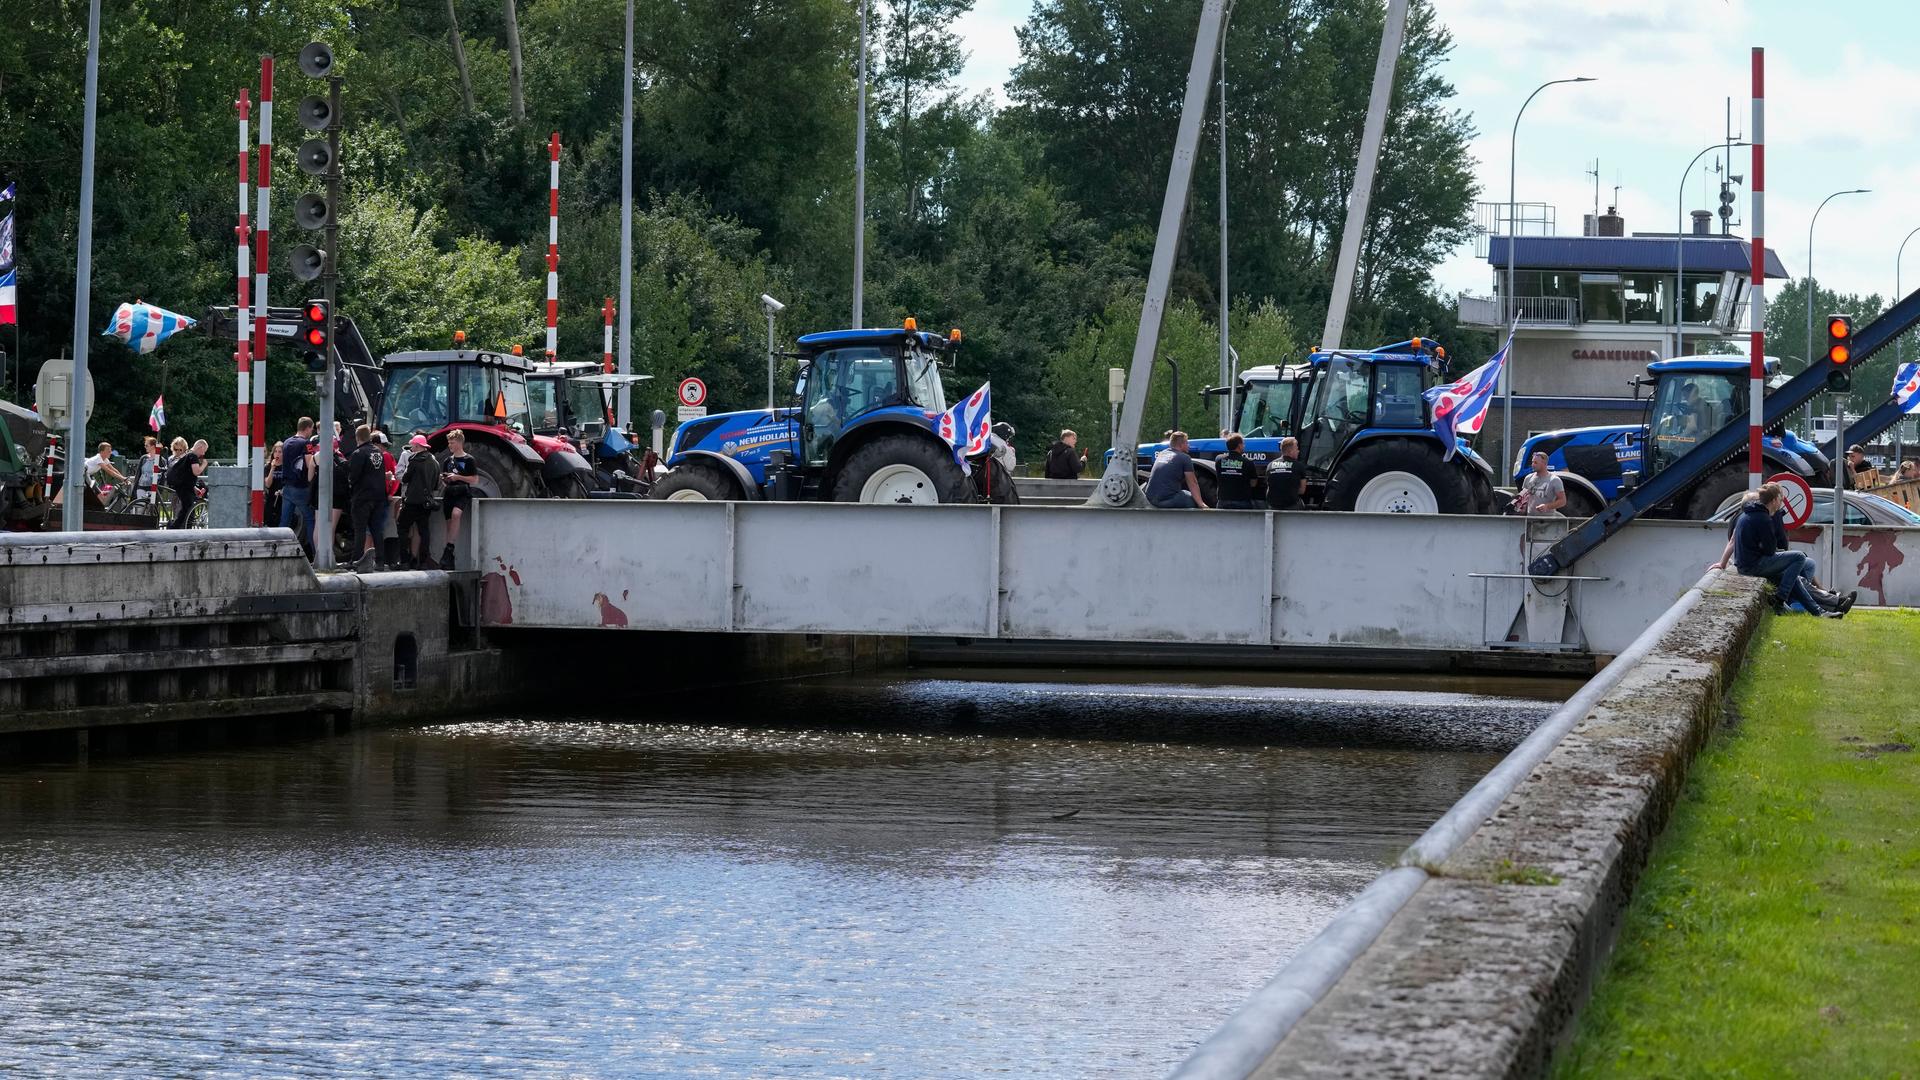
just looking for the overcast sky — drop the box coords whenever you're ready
[951,0,1915,305]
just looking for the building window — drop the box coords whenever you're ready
[1580,274,1623,323]
[1623,274,1668,324]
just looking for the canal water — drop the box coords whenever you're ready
[0,671,1560,1078]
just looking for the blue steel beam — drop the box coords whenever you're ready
[1530,285,1920,576]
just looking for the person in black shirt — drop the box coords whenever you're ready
[1216,433,1255,509]
[345,425,390,572]
[1044,429,1086,480]
[1264,436,1303,510]
[165,437,206,529]
[439,429,481,570]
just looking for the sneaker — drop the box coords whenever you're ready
[441,544,457,571]
[354,550,378,574]
[1838,593,1857,615]
[1817,607,1846,619]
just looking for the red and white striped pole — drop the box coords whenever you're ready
[545,132,561,358]
[236,90,254,472]
[601,297,615,373]
[1748,46,1766,491]
[250,56,275,524]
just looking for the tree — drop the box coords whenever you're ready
[1765,277,1889,417]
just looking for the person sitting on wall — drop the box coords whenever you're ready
[1710,483,1850,617]
[1144,431,1210,510]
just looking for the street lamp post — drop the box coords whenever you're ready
[1217,7,1232,434]
[1675,141,1749,358]
[1806,187,1870,391]
[1895,225,1920,464]
[1503,75,1594,477]
[852,0,868,329]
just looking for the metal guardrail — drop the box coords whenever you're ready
[1168,569,1720,1080]
[1457,294,1579,327]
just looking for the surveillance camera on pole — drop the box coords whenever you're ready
[296,40,343,568]
[760,294,785,315]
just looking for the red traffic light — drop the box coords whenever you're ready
[1826,314,1853,365]
[305,304,327,323]
[305,328,327,347]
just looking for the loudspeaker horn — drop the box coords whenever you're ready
[289,244,328,283]
[299,42,334,79]
[297,95,334,132]
[296,139,334,177]
[295,193,333,230]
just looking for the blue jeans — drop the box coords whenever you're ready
[1149,489,1197,509]
[1748,551,1821,611]
[280,485,311,542]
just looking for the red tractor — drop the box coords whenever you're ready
[376,346,595,498]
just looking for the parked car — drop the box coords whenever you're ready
[1708,489,1920,528]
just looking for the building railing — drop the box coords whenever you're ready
[1457,294,1580,327]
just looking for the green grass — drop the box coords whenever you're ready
[1556,609,1920,1079]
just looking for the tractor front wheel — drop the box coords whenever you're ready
[1683,463,1748,520]
[650,462,741,501]
[1325,439,1475,515]
[832,434,972,504]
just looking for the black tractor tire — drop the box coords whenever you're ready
[831,434,972,504]
[1562,482,1604,519]
[554,472,591,499]
[463,439,539,500]
[981,457,1021,504]
[1683,463,1748,520]
[1324,438,1475,515]
[1195,467,1219,508]
[650,462,742,502]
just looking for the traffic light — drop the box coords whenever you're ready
[299,300,330,371]
[1825,314,1853,392]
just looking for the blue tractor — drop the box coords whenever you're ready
[1515,357,1832,520]
[650,322,1015,504]
[1130,338,1501,513]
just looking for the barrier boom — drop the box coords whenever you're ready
[1531,284,1920,577]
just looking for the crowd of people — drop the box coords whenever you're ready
[265,416,476,571]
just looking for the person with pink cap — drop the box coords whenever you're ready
[396,434,442,570]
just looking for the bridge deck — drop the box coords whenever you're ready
[471,502,1744,655]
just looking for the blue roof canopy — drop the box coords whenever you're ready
[1488,235,1790,279]
[796,328,955,351]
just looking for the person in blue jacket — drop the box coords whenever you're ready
[1717,483,1846,617]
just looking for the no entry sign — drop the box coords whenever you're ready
[677,377,707,408]
[1769,472,1814,528]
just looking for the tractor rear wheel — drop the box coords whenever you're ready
[650,462,741,501]
[981,457,1020,504]
[1683,463,1748,520]
[832,434,972,504]
[463,440,538,500]
[1325,439,1474,515]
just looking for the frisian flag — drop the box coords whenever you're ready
[934,382,991,475]
[1894,362,1920,415]
[1422,324,1513,462]
[102,301,196,354]
[0,181,16,325]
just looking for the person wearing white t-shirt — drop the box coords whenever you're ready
[84,441,127,486]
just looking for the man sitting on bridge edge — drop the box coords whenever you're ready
[1713,483,1851,618]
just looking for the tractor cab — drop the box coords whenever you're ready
[526,360,606,439]
[797,324,955,468]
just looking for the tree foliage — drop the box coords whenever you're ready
[0,0,1481,462]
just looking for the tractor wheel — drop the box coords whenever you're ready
[1563,482,1604,519]
[981,457,1021,504]
[463,440,538,500]
[1195,467,1219,508]
[650,463,741,502]
[832,434,972,504]
[1684,463,1748,520]
[1325,439,1474,515]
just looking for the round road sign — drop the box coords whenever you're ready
[677,377,708,408]
[1769,472,1814,528]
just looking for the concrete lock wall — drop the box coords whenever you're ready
[1173,571,1771,1080]
[470,501,1781,654]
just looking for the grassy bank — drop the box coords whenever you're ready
[1557,609,1920,1077]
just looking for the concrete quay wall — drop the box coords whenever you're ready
[1177,571,1769,1080]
